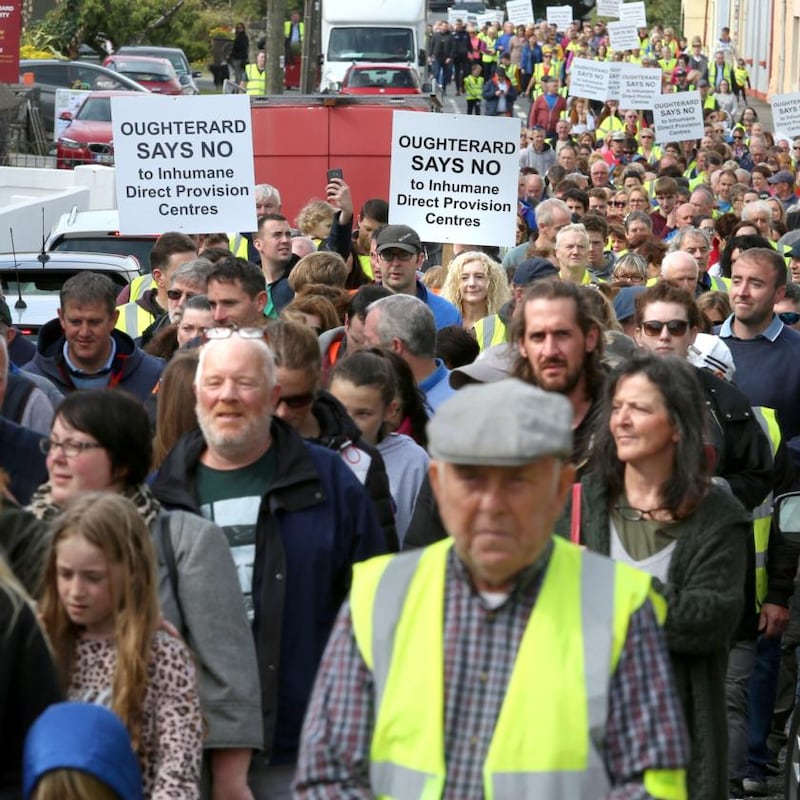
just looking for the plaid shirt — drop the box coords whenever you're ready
[295,544,689,799]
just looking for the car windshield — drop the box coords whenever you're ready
[49,237,153,270]
[328,28,414,62]
[114,60,172,79]
[76,97,112,122]
[347,68,418,88]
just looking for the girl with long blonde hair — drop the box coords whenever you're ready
[38,493,203,799]
[440,250,512,330]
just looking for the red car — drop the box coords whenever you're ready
[102,54,183,95]
[338,63,426,95]
[56,91,129,169]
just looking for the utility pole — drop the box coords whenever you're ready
[299,0,316,92]
[265,0,285,94]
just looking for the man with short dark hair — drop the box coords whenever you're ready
[651,177,679,238]
[252,214,298,315]
[374,225,461,328]
[206,257,269,329]
[25,272,163,401]
[354,199,389,280]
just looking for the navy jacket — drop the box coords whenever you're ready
[151,418,387,763]
[25,319,163,403]
[0,418,47,506]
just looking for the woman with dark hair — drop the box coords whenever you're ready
[559,353,750,800]
[718,233,773,278]
[22,390,262,799]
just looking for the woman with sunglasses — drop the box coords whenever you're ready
[558,353,751,800]
[607,189,629,218]
[264,319,398,551]
[22,389,263,799]
[637,128,661,165]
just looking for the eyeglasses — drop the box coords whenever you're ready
[378,249,416,263]
[39,438,103,458]
[276,391,316,410]
[167,289,200,302]
[613,272,644,283]
[640,319,690,337]
[793,145,800,151]
[733,135,744,140]
[204,327,265,340]
[615,503,668,521]
[706,317,726,326]
[779,311,800,325]
[609,200,627,207]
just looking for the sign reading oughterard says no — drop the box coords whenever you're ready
[389,110,519,247]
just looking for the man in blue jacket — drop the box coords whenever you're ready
[25,272,163,402]
[151,331,387,799]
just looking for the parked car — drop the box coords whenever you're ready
[0,251,141,339]
[45,208,158,272]
[55,90,133,169]
[338,63,427,94]
[18,59,148,137]
[102,54,183,95]
[115,45,201,95]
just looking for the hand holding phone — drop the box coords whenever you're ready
[327,168,344,182]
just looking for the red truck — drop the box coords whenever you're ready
[249,94,438,225]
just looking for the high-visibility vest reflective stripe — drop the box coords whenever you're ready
[229,232,249,259]
[709,276,731,292]
[751,406,781,608]
[473,314,507,351]
[245,64,266,95]
[128,274,156,303]
[350,537,684,800]
[114,301,156,338]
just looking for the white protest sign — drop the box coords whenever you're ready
[652,91,704,144]
[389,111,518,247]
[770,93,800,137]
[608,63,621,101]
[617,62,662,109]
[596,0,621,17]
[111,94,256,235]
[618,1,647,27]
[54,88,90,142]
[491,8,506,24]
[546,5,573,30]
[607,21,640,51]
[568,58,610,102]
[476,13,496,29]
[506,0,533,26]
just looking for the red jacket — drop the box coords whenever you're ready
[528,93,567,135]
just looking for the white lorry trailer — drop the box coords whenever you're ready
[320,0,427,92]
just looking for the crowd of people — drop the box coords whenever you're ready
[427,16,751,121]
[2,14,800,800]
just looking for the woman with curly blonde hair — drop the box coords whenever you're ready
[440,250,511,330]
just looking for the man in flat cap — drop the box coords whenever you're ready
[294,379,689,799]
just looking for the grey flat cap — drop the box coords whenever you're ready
[428,378,573,466]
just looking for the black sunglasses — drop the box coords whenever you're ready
[167,289,200,301]
[779,311,800,325]
[640,319,690,336]
[277,391,316,410]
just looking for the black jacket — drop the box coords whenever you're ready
[151,419,387,762]
[697,368,774,511]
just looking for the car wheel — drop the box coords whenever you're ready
[786,707,800,800]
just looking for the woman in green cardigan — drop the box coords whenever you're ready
[558,353,750,800]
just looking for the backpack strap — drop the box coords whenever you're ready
[154,512,185,632]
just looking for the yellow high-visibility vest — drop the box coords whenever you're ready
[473,314,508,351]
[114,301,156,338]
[350,537,685,800]
[751,406,781,608]
[244,63,266,95]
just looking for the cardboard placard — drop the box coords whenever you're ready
[112,94,256,235]
[389,110,519,247]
